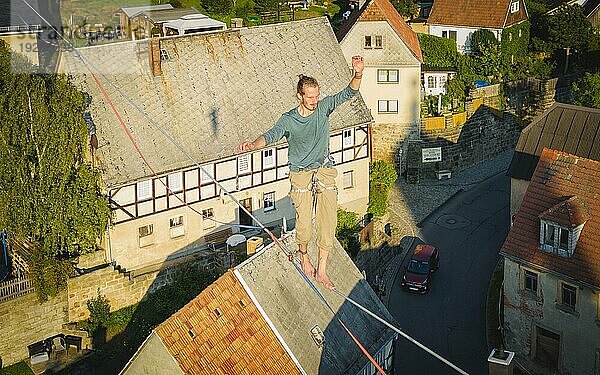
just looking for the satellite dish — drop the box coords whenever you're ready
[226,234,247,247]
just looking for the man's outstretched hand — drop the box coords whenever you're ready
[236,141,255,154]
[352,55,364,75]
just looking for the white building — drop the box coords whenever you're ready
[427,0,528,53]
[337,0,423,166]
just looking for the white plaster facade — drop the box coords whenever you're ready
[339,20,422,142]
[107,126,370,271]
[428,24,502,54]
[503,259,600,375]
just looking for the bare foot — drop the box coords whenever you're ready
[315,270,336,291]
[299,253,316,279]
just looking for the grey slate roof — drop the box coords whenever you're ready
[59,18,372,188]
[235,233,396,374]
[507,103,600,180]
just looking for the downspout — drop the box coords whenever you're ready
[1,231,7,267]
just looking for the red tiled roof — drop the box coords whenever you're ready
[155,271,302,375]
[428,0,528,29]
[538,196,588,228]
[337,0,423,62]
[501,148,600,288]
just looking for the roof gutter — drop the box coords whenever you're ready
[233,268,308,375]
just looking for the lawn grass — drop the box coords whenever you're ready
[486,259,505,351]
[0,362,34,375]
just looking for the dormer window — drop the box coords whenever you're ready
[540,221,573,257]
[538,196,587,258]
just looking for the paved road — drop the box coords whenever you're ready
[388,172,510,375]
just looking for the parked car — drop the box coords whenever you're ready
[401,244,439,294]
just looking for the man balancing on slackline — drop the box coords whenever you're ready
[236,55,364,291]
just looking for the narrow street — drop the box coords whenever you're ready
[388,172,510,374]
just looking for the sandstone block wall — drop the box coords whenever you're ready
[0,291,68,367]
[370,122,419,173]
[67,258,210,322]
[418,108,523,179]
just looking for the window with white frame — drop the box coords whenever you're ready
[343,171,354,189]
[202,208,215,228]
[168,172,183,192]
[200,164,214,184]
[524,269,538,294]
[264,192,275,212]
[377,69,399,83]
[137,179,152,200]
[139,224,153,238]
[510,0,519,13]
[343,129,354,148]
[159,48,169,61]
[560,282,577,311]
[427,76,435,88]
[374,35,383,48]
[263,148,275,168]
[169,215,184,238]
[442,30,457,41]
[541,221,573,257]
[170,215,183,228]
[378,100,398,113]
[237,154,250,174]
[364,35,372,48]
[544,222,555,245]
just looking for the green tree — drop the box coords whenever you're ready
[418,34,457,69]
[530,5,595,72]
[234,0,256,19]
[0,41,111,301]
[201,0,233,15]
[390,0,418,19]
[470,29,497,57]
[572,72,600,108]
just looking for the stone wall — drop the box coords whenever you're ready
[370,122,419,173]
[417,107,523,179]
[0,291,68,367]
[67,254,213,322]
[0,252,216,367]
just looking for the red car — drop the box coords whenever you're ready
[401,244,439,294]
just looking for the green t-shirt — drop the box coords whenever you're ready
[263,86,357,172]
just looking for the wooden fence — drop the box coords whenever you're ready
[0,275,34,302]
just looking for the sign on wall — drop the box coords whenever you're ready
[422,147,442,163]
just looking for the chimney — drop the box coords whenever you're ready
[488,348,515,375]
[149,37,162,77]
[230,18,243,28]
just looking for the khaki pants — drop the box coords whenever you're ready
[289,167,338,252]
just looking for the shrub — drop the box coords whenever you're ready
[369,160,398,188]
[367,160,397,217]
[336,209,360,258]
[86,289,111,333]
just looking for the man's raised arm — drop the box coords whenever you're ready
[349,55,364,91]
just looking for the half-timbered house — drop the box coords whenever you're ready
[59,18,373,272]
